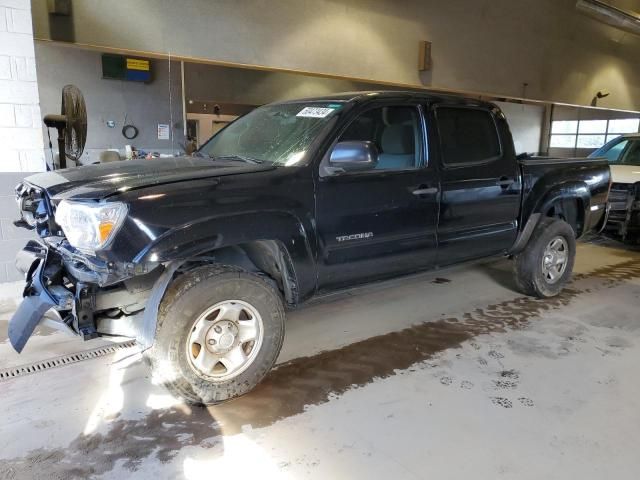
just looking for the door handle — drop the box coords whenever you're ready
[412,186,438,196]
[496,177,512,189]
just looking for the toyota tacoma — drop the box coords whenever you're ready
[10,91,610,403]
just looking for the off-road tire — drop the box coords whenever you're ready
[513,217,576,298]
[146,264,285,405]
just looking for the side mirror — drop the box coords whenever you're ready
[329,141,378,172]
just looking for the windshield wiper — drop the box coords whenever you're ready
[211,155,265,165]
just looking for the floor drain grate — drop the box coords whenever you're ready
[0,340,138,381]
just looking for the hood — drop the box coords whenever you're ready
[610,164,640,185]
[23,156,275,200]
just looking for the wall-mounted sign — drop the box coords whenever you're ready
[102,54,152,83]
[157,123,170,140]
[418,40,432,71]
[126,58,149,71]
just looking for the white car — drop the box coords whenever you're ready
[590,134,640,243]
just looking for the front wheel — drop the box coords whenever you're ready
[513,217,576,298]
[146,265,285,405]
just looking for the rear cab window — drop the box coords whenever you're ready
[435,106,502,166]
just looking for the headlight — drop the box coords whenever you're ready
[55,200,128,254]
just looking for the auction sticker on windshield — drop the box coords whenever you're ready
[296,106,337,118]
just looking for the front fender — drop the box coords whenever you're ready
[132,210,317,301]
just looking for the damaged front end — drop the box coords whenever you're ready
[9,238,166,353]
[10,242,71,352]
[9,182,168,353]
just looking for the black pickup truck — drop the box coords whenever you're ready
[10,91,610,403]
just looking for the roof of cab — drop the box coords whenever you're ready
[279,90,497,109]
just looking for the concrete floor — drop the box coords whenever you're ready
[0,238,639,479]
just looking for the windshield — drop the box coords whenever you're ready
[590,136,640,166]
[199,102,344,166]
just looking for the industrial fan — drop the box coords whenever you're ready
[43,84,87,169]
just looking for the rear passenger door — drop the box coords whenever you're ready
[432,104,522,265]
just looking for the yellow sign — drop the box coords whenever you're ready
[126,58,150,71]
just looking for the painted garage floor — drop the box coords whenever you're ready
[0,238,639,479]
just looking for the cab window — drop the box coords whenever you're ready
[338,106,422,171]
[437,107,501,166]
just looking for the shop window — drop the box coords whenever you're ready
[550,118,640,150]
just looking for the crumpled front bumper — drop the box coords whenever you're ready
[8,240,178,353]
[8,241,74,353]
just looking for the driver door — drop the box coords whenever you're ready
[315,103,439,290]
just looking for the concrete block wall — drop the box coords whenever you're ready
[0,0,45,173]
[0,0,42,283]
[0,172,33,282]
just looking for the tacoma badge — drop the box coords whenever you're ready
[336,232,373,242]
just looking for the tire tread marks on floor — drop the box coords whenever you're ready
[1,258,639,479]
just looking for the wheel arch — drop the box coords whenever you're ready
[133,212,316,350]
[183,239,301,306]
[133,210,316,303]
[136,240,301,350]
[512,182,590,254]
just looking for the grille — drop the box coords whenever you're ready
[0,340,137,381]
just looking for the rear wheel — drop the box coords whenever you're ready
[513,217,576,298]
[147,265,285,404]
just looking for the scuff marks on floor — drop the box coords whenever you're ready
[1,256,639,478]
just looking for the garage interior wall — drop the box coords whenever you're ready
[35,42,185,165]
[31,0,640,112]
[33,43,387,162]
[184,63,377,106]
[0,0,42,282]
[33,42,551,158]
[494,102,546,154]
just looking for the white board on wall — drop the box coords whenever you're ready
[495,101,545,155]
